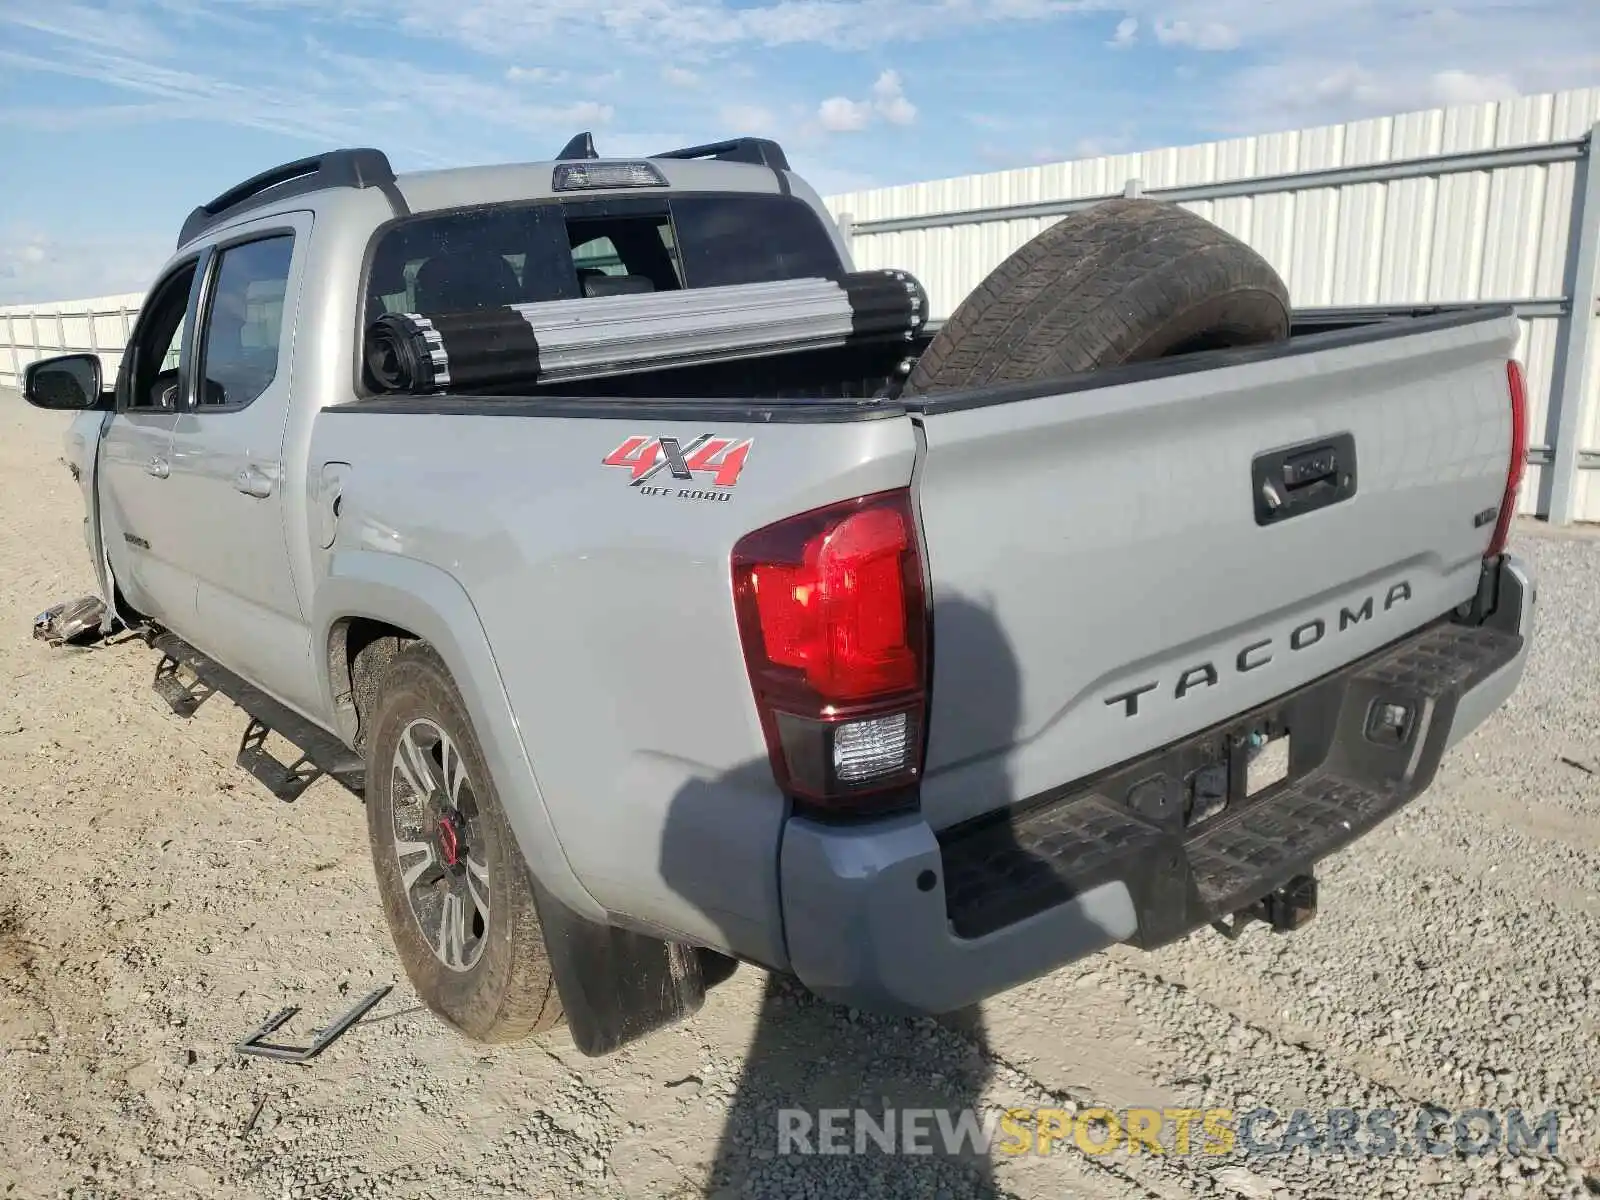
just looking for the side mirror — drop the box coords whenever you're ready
[22,353,108,411]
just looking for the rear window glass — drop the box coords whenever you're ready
[363,193,843,321]
[671,196,842,287]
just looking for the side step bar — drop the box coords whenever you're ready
[145,630,365,802]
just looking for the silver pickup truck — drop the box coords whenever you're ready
[23,135,1536,1058]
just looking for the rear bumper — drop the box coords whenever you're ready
[778,553,1534,1015]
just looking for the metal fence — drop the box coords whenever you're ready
[0,292,143,400]
[4,88,1599,523]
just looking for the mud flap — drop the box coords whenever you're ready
[527,871,707,1057]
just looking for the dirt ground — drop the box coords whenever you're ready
[1,393,1598,1200]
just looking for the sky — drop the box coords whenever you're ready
[0,0,1597,304]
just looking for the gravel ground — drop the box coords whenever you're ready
[1,394,1598,1200]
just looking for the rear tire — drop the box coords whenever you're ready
[904,198,1291,394]
[364,643,563,1043]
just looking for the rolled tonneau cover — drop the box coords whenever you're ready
[363,270,929,394]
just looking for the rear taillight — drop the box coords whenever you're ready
[731,489,929,813]
[1489,359,1529,559]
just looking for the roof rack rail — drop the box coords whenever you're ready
[653,137,790,173]
[557,132,599,160]
[177,148,396,249]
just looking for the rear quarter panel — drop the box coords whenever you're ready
[308,404,917,965]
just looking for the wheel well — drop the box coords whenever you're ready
[112,582,144,629]
[328,617,420,752]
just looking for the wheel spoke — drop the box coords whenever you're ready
[437,891,467,969]
[395,838,436,890]
[396,724,438,800]
[439,731,470,807]
[464,855,491,921]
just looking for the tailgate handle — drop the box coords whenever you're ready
[1253,433,1357,526]
[1282,447,1339,488]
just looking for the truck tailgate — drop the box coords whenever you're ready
[906,310,1520,831]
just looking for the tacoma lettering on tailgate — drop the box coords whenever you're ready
[1103,581,1414,718]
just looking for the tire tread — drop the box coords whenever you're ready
[905,198,1291,394]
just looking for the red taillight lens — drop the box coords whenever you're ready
[1489,359,1529,559]
[732,489,928,811]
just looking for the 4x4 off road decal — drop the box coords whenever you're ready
[603,435,752,502]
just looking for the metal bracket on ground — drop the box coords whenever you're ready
[32,595,111,646]
[235,984,393,1064]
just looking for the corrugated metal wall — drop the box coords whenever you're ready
[3,87,1597,521]
[0,292,143,398]
[827,87,1600,524]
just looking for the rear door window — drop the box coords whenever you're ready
[197,234,295,410]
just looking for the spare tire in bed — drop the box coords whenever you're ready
[903,198,1290,395]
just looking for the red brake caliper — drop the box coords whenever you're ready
[436,816,461,868]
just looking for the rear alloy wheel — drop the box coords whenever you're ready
[390,716,492,972]
[364,644,562,1042]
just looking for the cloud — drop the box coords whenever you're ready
[0,102,194,131]
[239,0,1111,55]
[1072,134,1135,158]
[0,227,168,307]
[304,42,616,129]
[1429,69,1522,107]
[0,45,369,145]
[11,0,1585,167]
[505,65,566,84]
[1151,18,1238,51]
[817,96,872,132]
[816,69,918,134]
[871,69,917,126]
[963,112,1015,130]
[1,2,174,58]
[0,25,617,169]
[720,103,777,134]
[1113,0,1600,132]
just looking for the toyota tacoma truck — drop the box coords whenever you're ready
[24,133,1536,1057]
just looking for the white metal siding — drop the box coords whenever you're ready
[0,292,142,395]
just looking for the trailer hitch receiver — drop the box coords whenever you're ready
[1212,873,1318,941]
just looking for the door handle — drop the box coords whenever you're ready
[146,456,169,479]
[235,464,276,498]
